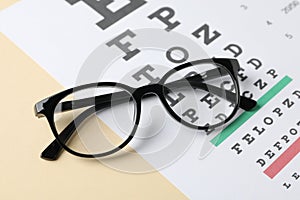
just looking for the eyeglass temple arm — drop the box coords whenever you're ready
[41,95,126,160]
[53,68,221,113]
[55,68,256,114]
[184,75,257,111]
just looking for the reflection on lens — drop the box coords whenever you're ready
[54,85,136,156]
[163,60,238,128]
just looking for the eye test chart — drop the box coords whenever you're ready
[1,0,299,199]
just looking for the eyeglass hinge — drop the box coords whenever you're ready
[34,98,49,118]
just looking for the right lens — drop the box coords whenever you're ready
[53,85,137,156]
[162,60,239,128]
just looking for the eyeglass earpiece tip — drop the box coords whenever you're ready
[239,96,257,111]
[40,141,62,161]
[244,99,257,111]
[41,154,57,161]
[41,150,59,161]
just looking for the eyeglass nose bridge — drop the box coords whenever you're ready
[132,84,164,100]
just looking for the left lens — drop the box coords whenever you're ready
[53,84,137,157]
[162,60,239,129]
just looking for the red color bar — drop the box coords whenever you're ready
[264,137,300,179]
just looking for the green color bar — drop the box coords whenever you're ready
[211,76,292,147]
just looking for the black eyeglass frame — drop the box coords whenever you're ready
[35,58,257,160]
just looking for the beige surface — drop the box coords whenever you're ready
[0,0,18,10]
[0,27,186,200]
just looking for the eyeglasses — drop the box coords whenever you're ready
[34,58,256,161]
